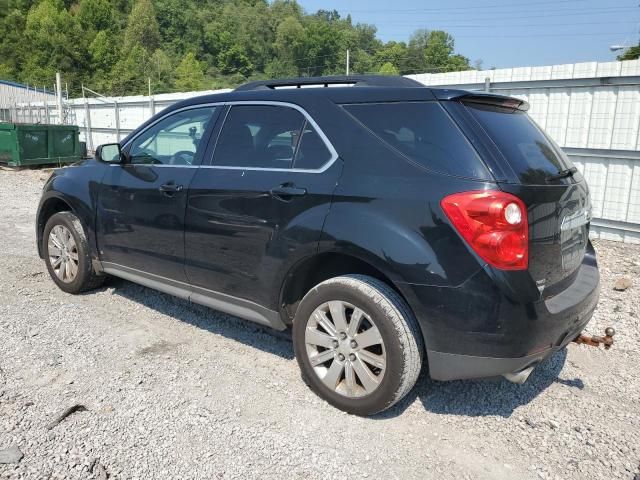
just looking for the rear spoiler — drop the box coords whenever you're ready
[456,93,530,112]
[433,90,529,112]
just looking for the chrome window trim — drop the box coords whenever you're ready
[205,100,339,174]
[119,100,339,174]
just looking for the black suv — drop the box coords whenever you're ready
[37,75,599,416]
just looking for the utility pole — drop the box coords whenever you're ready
[346,49,350,76]
[55,72,63,125]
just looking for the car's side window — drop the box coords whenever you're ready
[292,122,333,170]
[128,107,216,166]
[213,105,305,169]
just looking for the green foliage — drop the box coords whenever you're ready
[618,45,640,61]
[123,0,160,53]
[0,0,472,95]
[174,52,204,91]
[77,0,114,32]
[109,44,151,95]
[378,62,399,75]
[89,30,118,71]
[22,0,87,89]
[404,29,470,74]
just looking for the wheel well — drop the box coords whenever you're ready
[37,197,73,257]
[280,252,404,324]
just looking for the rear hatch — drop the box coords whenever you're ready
[460,96,592,294]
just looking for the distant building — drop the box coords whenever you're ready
[0,79,55,122]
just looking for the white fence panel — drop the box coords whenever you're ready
[6,60,640,243]
[408,59,640,243]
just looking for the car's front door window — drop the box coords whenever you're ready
[129,107,216,165]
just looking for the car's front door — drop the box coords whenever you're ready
[185,103,342,312]
[97,105,219,282]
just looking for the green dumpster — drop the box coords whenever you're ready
[0,123,83,167]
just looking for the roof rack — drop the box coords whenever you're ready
[234,75,423,91]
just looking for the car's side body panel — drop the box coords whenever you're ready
[185,159,343,311]
[36,159,108,262]
[95,164,199,281]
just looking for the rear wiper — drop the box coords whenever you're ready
[546,167,577,182]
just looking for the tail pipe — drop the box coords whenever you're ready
[503,327,615,385]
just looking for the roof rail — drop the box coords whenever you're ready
[234,75,423,91]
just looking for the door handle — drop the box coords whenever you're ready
[270,184,307,200]
[159,182,183,194]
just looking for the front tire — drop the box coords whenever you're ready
[43,211,104,294]
[293,274,423,416]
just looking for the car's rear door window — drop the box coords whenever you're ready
[213,105,305,169]
[343,101,490,180]
[292,123,333,170]
[464,103,575,185]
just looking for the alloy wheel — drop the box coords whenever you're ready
[47,225,79,283]
[305,300,386,398]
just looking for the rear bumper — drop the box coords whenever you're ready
[427,310,592,381]
[398,244,599,381]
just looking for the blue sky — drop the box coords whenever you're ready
[297,0,640,69]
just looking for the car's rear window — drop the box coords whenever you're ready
[465,103,574,184]
[343,102,490,180]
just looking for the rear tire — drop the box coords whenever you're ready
[293,274,423,416]
[43,211,104,294]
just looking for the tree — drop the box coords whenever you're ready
[216,40,253,77]
[108,44,150,95]
[375,41,408,73]
[299,17,341,76]
[273,16,305,74]
[405,29,470,74]
[89,30,118,71]
[0,0,474,95]
[174,52,204,91]
[21,0,87,91]
[150,48,173,91]
[77,0,114,32]
[0,9,27,80]
[378,62,399,75]
[618,45,640,61]
[155,0,202,57]
[122,0,160,53]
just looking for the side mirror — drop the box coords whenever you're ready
[96,143,123,163]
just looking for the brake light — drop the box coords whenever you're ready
[441,190,528,270]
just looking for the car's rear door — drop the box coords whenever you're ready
[184,102,342,313]
[96,105,219,282]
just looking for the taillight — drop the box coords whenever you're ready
[441,190,528,270]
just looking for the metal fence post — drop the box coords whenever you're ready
[149,94,155,116]
[114,100,121,142]
[84,98,94,153]
[484,77,491,92]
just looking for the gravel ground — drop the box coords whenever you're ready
[1,168,639,480]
